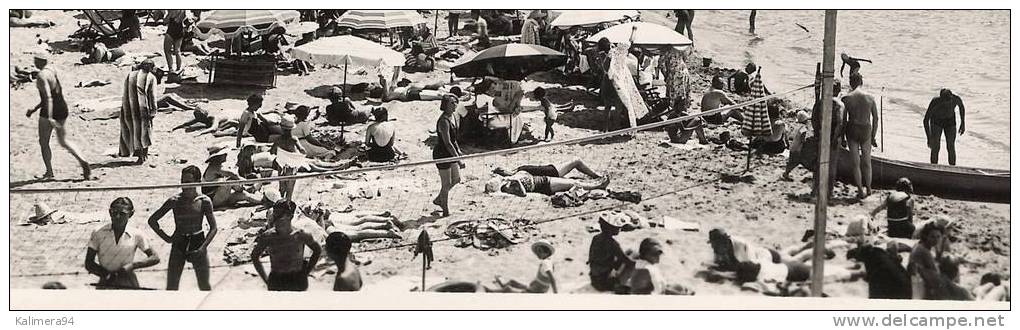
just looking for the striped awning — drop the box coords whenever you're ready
[336,10,426,30]
[196,10,300,37]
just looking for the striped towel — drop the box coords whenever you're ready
[741,73,772,137]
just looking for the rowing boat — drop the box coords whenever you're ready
[835,149,1009,203]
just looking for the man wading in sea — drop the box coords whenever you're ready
[841,73,879,200]
[923,88,966,165]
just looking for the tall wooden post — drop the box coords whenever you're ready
[811,9,838,297]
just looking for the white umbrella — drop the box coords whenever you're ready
[196,10,300,38]
[586,22,693,48]
[549,10,639,29]
[288,35,406,91]
[337,10,426,30]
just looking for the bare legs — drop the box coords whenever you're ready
[38,118,90,180]
[847,139,874,199]
[553,158,602,178]
[164,36,184,73]
[434,166,461,216]
[546,176,610,193]
[166,247,211,291]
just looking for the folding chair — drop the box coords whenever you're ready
[72,10,130,41]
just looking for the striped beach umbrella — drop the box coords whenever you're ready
[451,44,566,80]
[586,22,692,49]
[196,10,300,37]
[336,10,426,30]
[741,72,773,137]
[550,10,639,29]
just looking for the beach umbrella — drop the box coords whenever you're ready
[450,44,566,81]
[586,22,692,48]
[288,35,405,93]
[741,72,772,170]
[196,10,300,37]
[336,10,426,30]
[550,10,639,29]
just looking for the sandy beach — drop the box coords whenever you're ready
[8,10,1009,299]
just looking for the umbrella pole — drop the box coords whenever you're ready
[811,9,838,298]
[434,10,439,36]
[880,87,885,152]
[343,59,348,95]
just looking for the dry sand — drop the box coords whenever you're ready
[8,11,1009,299]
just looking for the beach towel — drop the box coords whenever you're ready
[741,73,772,137]
[118,69,156,157]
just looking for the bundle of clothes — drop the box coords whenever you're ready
[445,218,537,251]
[551,187,642,208]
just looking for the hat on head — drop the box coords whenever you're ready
[32,52,49,62]
[598,211,628,228]
[329,86,344,97]
[531,239,555,256]
[206,147,230,163]
[280,115,296,130]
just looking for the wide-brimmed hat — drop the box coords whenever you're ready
[206,148,230,163]
[20,203,61,226]
[598,211,628,228]
[531,239,555,256]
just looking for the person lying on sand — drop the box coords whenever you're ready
[80,41,126,64]
[486,240,558,293]
[869,177,916,239]
[171,108,243,134]
[588,216,635,293]
[147,165,217,291]
[363,107,403,162]
[629,238,694,295]
[9,11,55,28]
[251,200,321,291]
[709,228,860,284]
[203,148,263,209]
[484,158,609,196]
[302,204,404,241]
[370,74,462,102]
[325,232,363,291]
[85,197,160,290]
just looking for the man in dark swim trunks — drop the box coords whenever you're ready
[672,10,694,42]
[923,88,966,165]
[148,165,217,290]
[251,200,322,291]
[26,53,91,181]
[841,73,879,199]
[840,52,872,78]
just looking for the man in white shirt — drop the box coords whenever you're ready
[84,197,160,289]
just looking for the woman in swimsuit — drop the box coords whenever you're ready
[840,52,872,78]
[364,107,401,162]
[433,95,465,216]
[203,150,262,208]
[870,177,916,239]
[485,158,609,196]
[148,165,217,290]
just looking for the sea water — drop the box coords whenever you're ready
[647,10,1009,169]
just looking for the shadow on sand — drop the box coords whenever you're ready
[165,83,267,102]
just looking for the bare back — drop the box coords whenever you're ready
[841,89,878,144]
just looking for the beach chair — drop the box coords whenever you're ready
[477,109,524,146]
[72,10,130,41]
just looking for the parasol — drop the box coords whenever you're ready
[450,44,566,80]
[336,10,426,30]
[550,10,639,29]
[288,35,405,94]
[196,10,300,38]
[586,22,692,49]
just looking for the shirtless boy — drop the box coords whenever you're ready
[148,165,218,290]
[251,200,322,291]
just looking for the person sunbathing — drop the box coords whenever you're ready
[325,87,370,126]
[202,148,263,209]
[363,107,403,162]
[484,158,609,196]
[709,228,859,284]
[289,105,336,159]
[486,240,558,293]
[171,108,243,134]
[870,177,916,239]
[370,74,460,102]
[80,41,126,64]
[588,216,635,292]
[302,204,403,241]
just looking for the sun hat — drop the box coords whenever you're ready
[598,211,628,228]
[206,148,230,163]
[531,239,555,257]
[795,110,809,124]
[21,203,61,225]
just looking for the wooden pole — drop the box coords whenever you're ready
[343,58,348,95]
[434,10,439,36]
[811,10,838,298]
[880,87,885,152]
[421,252,427,292]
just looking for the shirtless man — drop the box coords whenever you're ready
[148,165,218,290]
[840,52,872,78]
[923,88,966,165]
[841,73,879,199]
[727,62,758,95]
[251,200,322,291]
[700,76,742,125]
[26,53,91,181]
[171,108,243,135]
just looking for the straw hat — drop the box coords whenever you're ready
[206,148,230,163]
[598,211,628,228]
[21,203,61,226]
[531,239,555,257]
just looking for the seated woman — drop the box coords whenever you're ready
[80,41,126,64]
[870,177,916,239]
[363,107,403,162]
[290,105,336,159]
[629,238,694,295]
[325,87,370,126]
[662,98,708,145]
[749,100,789,155]
[202,148,263,209]
[484,158,609,196]
[403,44,436,73]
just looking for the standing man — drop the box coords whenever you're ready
[85,197,160,289]
[26,53,91,181]
[923,88,966,165]
[811,79,845,199]
[672,10,694,42]
[841,73,879,199]
[148,165,218,291]
[119,59,158,164]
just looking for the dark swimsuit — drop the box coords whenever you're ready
[886,194,915,238]
[366,131,396,162]
[433,115,460,169]
[41,74,70,122]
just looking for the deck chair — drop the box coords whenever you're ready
[73,10,130,41]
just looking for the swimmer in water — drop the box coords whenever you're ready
[840,52,872,78]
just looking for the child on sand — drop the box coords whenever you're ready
[533,87,568,141]
[491,240,559,293]
[147,165,218,290]
[588,216,635,293]
[325,232,363,291]
[251,200,322,291]
[629,238,694,295]
[869,177,916,238]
